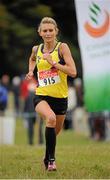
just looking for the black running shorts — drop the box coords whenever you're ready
[33,95,68,115]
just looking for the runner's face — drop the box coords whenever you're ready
[39,23,57,43]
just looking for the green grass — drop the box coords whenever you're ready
[0,119,110,179]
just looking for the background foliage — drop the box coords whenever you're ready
[0,0,82,78]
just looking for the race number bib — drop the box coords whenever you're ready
[38,68,60,87]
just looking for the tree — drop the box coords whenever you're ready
[0,0,53,77]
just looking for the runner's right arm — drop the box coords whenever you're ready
[26,46,38,80]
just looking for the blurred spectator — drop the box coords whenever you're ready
[72,78,89,135]
[104,111,110,141]
[23,80,36,145]
[64,81,77,130]
[0,82,8,115]
[88,112,95,138]
[12,76,21,116]
[20,75,29,113]
[23,78,44,145]
[0,74,10,115]
[88,112,106,141]
[74,78,83,107]
[23,79,37,145]
[1,74,10,91]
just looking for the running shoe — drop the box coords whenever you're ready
[48,160,57,171]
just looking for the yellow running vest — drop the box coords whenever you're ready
[35,42,68,98]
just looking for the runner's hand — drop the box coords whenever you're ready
[43,53,53,65]
[25,71,34,80]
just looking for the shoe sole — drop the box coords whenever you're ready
[48,167,57,171]
[48,169,57,171]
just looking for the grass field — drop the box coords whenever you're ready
[0,118,110,179]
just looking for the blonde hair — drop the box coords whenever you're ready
[38,17,58,33]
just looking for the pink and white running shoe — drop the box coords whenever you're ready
[48,161,57,171]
